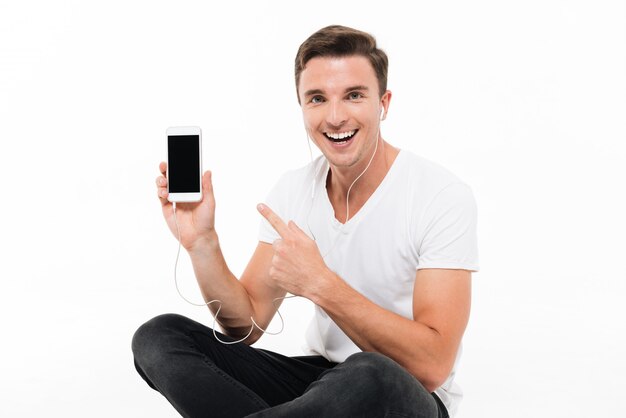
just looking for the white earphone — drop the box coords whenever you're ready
[380,106,385,121]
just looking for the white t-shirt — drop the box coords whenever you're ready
[258,150,479,417]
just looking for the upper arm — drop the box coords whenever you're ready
[413,268,471,372]
[239,242,287,340]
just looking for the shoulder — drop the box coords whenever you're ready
[400,151,480,270]
[398,150,475,205]
[400,150,465,186]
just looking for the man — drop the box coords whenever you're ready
[133,25,478,418]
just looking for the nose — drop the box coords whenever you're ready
[326,100,348,128]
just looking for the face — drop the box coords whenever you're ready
[298,55,390,171]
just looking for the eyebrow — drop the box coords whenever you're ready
[303,85,370,97]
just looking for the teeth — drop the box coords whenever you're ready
[325,130,355,140]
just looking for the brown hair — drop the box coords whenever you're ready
[294,25,389,101]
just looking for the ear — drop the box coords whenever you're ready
[380,90,392,121]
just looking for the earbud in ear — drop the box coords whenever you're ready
[380,108,385,121]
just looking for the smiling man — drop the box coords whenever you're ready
[133,25,479,418]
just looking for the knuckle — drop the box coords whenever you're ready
[274,240,293,255]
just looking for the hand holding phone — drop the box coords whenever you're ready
[157,127,217,250]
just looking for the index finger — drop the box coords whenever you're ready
[257,204,289,239]
[159,161,167,177]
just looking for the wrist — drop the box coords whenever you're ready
[187,230,220,256]
[309,269,341,306]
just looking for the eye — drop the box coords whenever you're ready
[348,92,363,100]
[310,95,325,104]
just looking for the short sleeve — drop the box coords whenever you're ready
[258,172,292,244]
[415,182,480,271]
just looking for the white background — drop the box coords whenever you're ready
[1,1,624,417]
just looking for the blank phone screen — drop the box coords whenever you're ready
[168,135,200,193]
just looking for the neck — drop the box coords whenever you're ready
[326,138,399,216]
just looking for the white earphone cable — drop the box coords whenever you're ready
[172,202,288,344]
[172,107,383,344]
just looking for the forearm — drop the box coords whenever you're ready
[311,273,452,392]
[187,232,255,339]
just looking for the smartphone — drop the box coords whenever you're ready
[166,126,202,202]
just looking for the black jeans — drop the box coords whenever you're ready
[132,313,449,418]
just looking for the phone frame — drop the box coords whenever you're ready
[166,126,203,203]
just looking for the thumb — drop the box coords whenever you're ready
[203,170,214,198]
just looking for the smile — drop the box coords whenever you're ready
[324,129,358,144]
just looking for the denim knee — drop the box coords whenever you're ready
[344,352,405,382]
[343,352,437,417]
[344,351,395,368]
[347,353,402,381]
[131,313,191,368]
